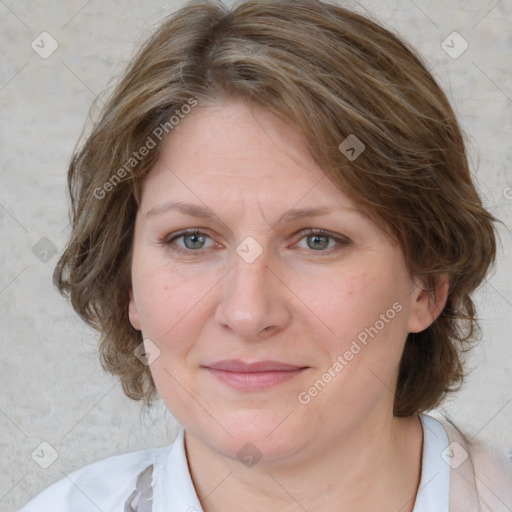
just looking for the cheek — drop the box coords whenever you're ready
[300,268,409,423]
[319,268,402,334]
[133,263,207,347]
[316,265,410,372]
[134,267,208,413]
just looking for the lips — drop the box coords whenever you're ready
[202,359,308,391]
[204,359,306,372]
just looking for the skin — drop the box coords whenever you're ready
[128,97,448,512]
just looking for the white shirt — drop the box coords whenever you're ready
[20,413,449,512]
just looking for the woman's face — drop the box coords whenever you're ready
[128,98,435,464]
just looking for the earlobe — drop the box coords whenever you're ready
[128,288,141,331]
[407,274,449,333]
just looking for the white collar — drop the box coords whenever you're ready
[412,414,450,512]
[150,428,204,512]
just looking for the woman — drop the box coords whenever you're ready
[21,0,511,510]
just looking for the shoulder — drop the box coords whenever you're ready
[431,412,512,512]
[19,445,170,512]
[468,436,512,510]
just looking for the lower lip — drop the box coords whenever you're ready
[206,368,306,391]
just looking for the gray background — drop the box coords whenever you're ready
[1,0,511,510]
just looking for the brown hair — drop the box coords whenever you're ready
[53,0,497,415]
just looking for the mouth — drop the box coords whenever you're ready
[202,359,309,391]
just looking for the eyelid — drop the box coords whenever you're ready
[161,227,351,254]
[162,228,218,251]
[297,228,351,245]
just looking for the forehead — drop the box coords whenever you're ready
[138,98,356,213]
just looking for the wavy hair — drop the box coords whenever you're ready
[53,0,497,415]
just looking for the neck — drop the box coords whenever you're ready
[184,412,424,512]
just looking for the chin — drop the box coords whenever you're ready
[196,410,309,465]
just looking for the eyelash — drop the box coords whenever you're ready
[161,228,351,256]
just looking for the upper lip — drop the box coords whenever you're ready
[204,359,307,372]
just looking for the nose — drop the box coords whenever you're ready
[214,249,291,341]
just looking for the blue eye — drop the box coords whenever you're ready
[296,229,350,252]
[162,228,350,255]
[164,230,214,253]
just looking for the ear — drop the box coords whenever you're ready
[128,287,141,331]
[407,274,449,333]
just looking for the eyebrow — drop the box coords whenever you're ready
[145,200,336,225]
[146,201,216,219]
